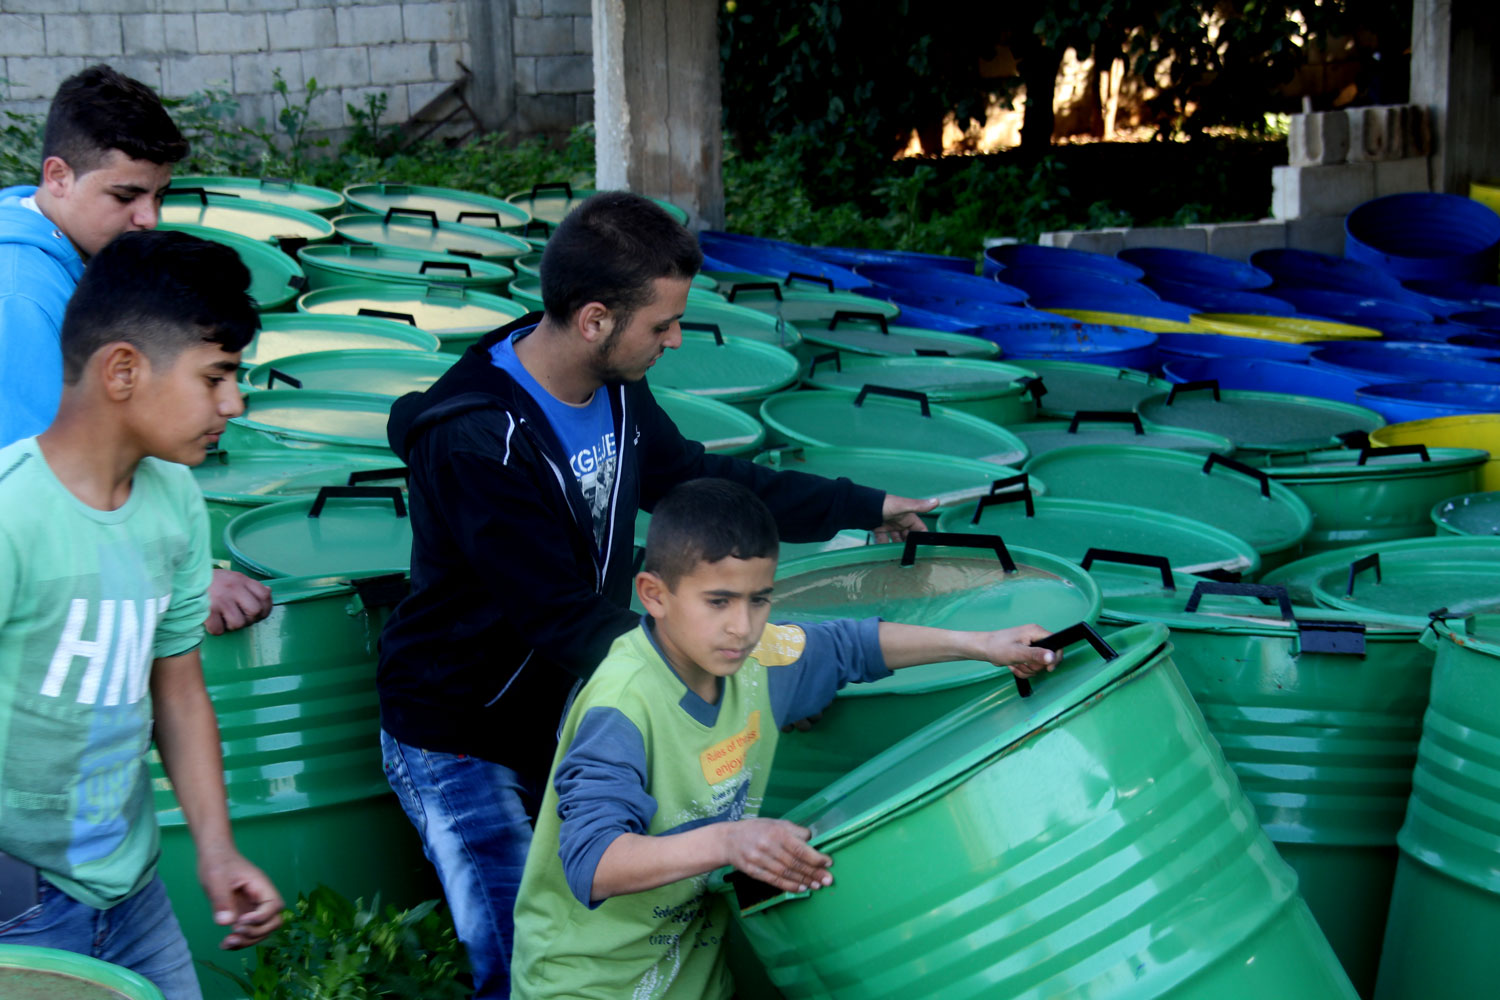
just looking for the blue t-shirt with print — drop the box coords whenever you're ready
[491,329,617,546]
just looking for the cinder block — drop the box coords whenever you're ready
[5,55,85,100]
[515,0,544,16]
[1285,215,1347,256]
[369,42,434,85]
[1405,106,1432,157]
[536,53,591,93]
[300,46,371,89]
[163,0,224,11]
[0,15,46,55]
[407,80,448,112]
[1121,225,1210,253]
[1271,162,1375,220]
[1204,219,1287,261]
[334,4,404,47]
[195,12,268,53]
[266,8,336,49]
[44,14,123,57]
[573,15,592,53]
[514,15,574,55]
[432,41,466,73]
[226,0,299,12]
[1347,105,1412,162]
[515,56,537,96]
[163,13,197,52]
[516,93,577,133]
[109,57,165,92]
[1043,228,1127,255]
[1287,111,1350,166]
[120,14,164,53]
[163,54,233,96]
[542,0,591,15]
[1374,157,1430,197]
[402,2,461,42]
[232,50,304,93]
[575,91,593,123]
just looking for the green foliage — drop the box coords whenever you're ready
[204,886,470,1000]
[0,109,44,189]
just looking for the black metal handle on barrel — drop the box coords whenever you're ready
[265,368,302,391]
[521,221,553,238]
[784,271,834,292]
[347,467,409,487]
[350,572,410,610]
[806,351,841,377]
[1184,581,1294,621]
[1069,411,1143,434]
[1017,376,1047,403]
[420,260,472,276]
[680,322,725,346]
[828,310,888,334]
[1337,429,1372,450]
[166,186,233,205]
[727,282,782,303]
[1357,444,1429,465]
[530,181,573,199]
[1203,452,1272,499]
[990,473,1030,496]
[899,531,1017,573]
[1080,549,1175,591]
[308,486,407,519]
[971,488,1034,523]
[1166,379,1221,404]
[286,273,308,291]
[357,308,419,326]
[1345,552,1382,597]
[914,348,950,356]
[384,207,439,227]
[1018,622,1119,698]
[456,211,501,227]
[854,384,930,417]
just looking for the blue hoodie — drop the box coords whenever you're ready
[0,184,86,446]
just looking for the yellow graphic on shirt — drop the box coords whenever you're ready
[700,710,761,785]
[750,623,806,666]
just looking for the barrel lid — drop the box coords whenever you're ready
[719,281,901,327]
[333,212,531,261]
[755,447,1040,509]
[229,389,394,450]
[1259,445,1489,480]
[513,251,544,277]
[156,221,306,312]
[800,355,1036,402]
[244,349,457,397]
[243,313,440,366]
[160,189,334,242]
[1191,313,1382,341]
[1261,536,1500,605]
[297,284,528,336]
[798,316,999,358]
[508,273,722,312]
[1433,491,1500,536]
[759,391,1029,466]
[1118,247,1273,290]
[0,942,164,999]
[192,449,405,505]
[1011,418,1233,459]
[504,185,689,226]
[935,494,1260,575]
[1137,386,1385,454]
[772,540,1103,698]
[651,386,765,454]
[225,491,413,578]
[1024,444,1313,556]
[1311,557,1500,626]
[679,298,803,352]
[1428,613,1500,658]
[1016,360,1168,418]
[759,622,1168,859]
[297,242,514,287]
[170,174,344,215]
[343,182,530,228]
[648,331,799,401]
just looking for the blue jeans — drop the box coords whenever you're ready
[0,873,202,1000]
[381,730,544,1000]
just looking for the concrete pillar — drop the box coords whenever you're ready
[592,0,724,229]
[1410,0,1500,195]
[466,0,517,133]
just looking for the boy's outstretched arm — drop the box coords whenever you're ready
[151,649,284,950]
[878,622,1059,678]
[593,819,834,902]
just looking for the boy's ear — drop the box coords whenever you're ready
[39,156,76,198]
[635,570,669,618]
[97,342,148,401]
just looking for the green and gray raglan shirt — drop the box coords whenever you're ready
[0,437,211,909]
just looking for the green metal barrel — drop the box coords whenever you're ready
[717,278,900,330]
[1019,359,1170,419]
[241,313,440,368]
[1137,384,1385,459]
[242,348,456,397]
[755,446,1043,510]
[1372,414,1500,491]
[759,535,1102,818]
[224,490,413,579]
[152,574,432,1000]
[799,354,1040,426]
[1307,556,1500,628]
[795,313,1000,361]
[343,181,531,229]
[680,297,805,354]
[652,386,766,455]
[726,622,1357,1000]
[170,174,345,217]
[160,188,334,244]
[0,944,166,999]
[1259,446,1486,553]
[297,284,528,355]
[760,389,1029,466]
[1260,537,1500,606]
[333,212,533,264]
[297,242,515,293]
[646,330,800,416]
[156,221,307,313]
[1375,615,1500,1000]
[1099,575,1432,996]
[1011,414,1234,460]
[1431,490,1500,535]
[221,389,396,457]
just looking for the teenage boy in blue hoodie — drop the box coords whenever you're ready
[0,63,271,636]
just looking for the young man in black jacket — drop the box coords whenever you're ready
[376,192,937,998]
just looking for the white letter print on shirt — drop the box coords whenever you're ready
[40,595,171,705]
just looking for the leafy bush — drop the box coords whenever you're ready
[205,886,470,1000]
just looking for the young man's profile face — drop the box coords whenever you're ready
[640,555,777,690]
[125,341,245,466]
[43,148,173,258]
[593,275,693,384]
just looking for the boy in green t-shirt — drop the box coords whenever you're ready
[0,230,282,999]
[512,478,1062,999]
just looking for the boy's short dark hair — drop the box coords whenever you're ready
[643,479,779,588]
[60,230,258,382]
[42,64,188,174]
[539,191,703,326]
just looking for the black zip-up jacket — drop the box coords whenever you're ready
[376,317,886,781]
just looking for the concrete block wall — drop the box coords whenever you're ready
[513,0,594,138]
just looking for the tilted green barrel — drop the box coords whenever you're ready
[0,944,166,999]
[151,574,432,999]
[726,623,1357,999]
[1375,615,1500,1000]
[1099,572,1432,995]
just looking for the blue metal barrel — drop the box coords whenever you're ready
[1356,382,1500,423]
[805,244,973,274]
[1345,193,1500,282]
[699,232,871,289]
[1403,278,1500,311]
[1252,248,1414,299]
[1310,341,1500,385]
[1147,276,1299,314]
[1155,332,1318,365]
[1269,287,1436,333]
[1119,246,1273,289]
[982,242,1145,281]
[995,264,1161,308]
[980,322,1157,369]
[858,263,1029,306]
[1448,308,1500,332]
[1162,357,1370,405]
